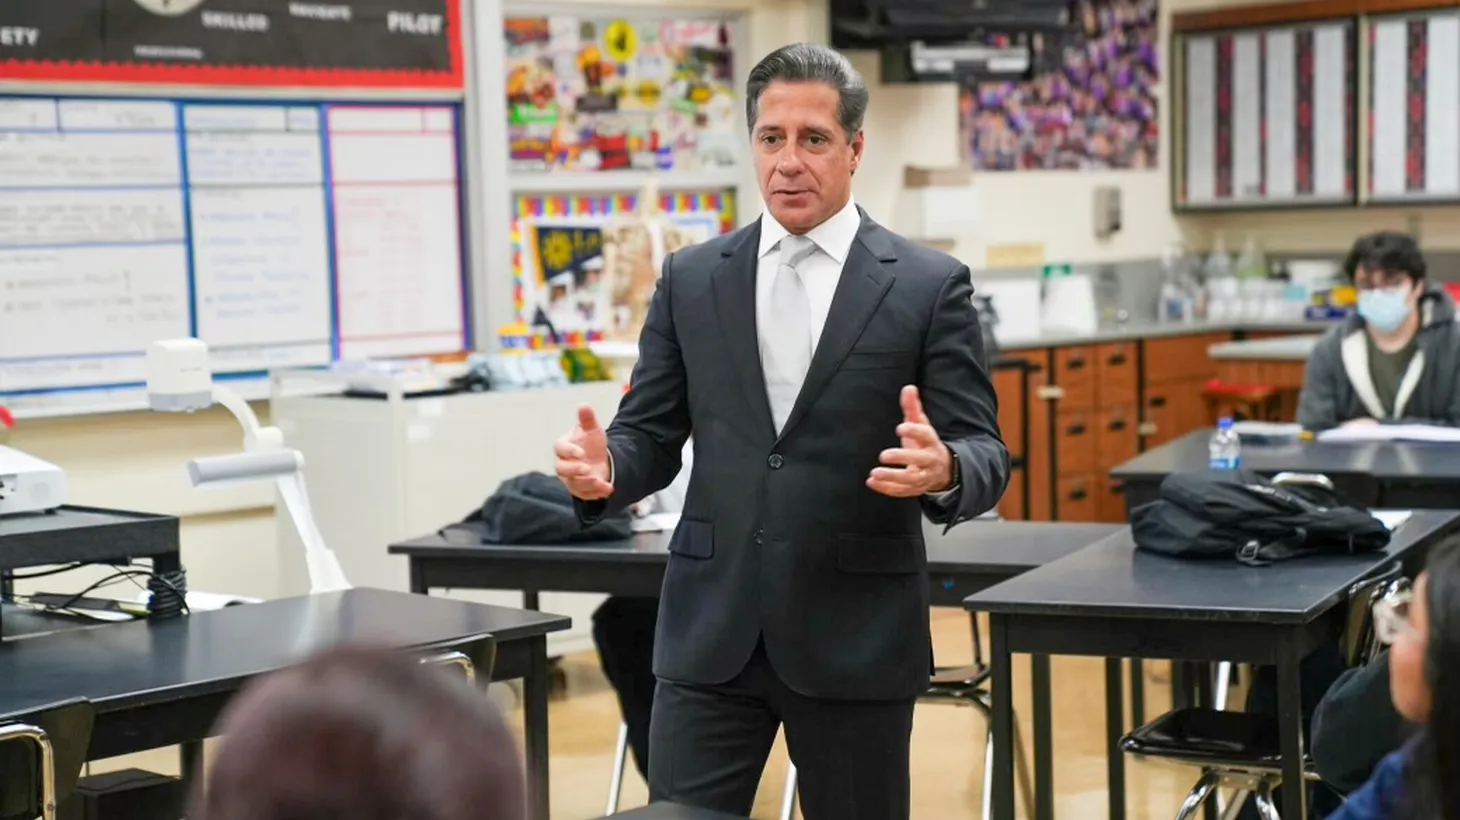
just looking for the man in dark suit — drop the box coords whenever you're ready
[554,42,1008,820]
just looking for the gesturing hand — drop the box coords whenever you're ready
[554,405,614,500]
[867,385,955,498]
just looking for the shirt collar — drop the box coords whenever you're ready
[758,196,861,265]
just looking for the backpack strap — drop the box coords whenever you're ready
[1237,528,1318,567]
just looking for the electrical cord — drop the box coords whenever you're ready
[15,561,189,618]
[7,562,87,580]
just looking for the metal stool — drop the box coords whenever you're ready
[1121,566,1402,819]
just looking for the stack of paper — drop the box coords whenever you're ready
[1316,424,1460,444]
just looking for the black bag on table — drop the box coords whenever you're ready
[453,471,634,544]
[1130,469,1391,566]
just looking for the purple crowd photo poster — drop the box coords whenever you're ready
[959,0,1160,171]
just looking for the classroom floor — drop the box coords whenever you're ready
[503,608,1209,820]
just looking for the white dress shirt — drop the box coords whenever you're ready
[755,196,862,356]
[754,198,960,503]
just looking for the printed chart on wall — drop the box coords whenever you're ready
[959,0,1160,171]
[1369,11,1460,202]
[0,96,468,407]
[1180,19,1356,208]
[511,191,735,343]
[0,0,464,89]
[504,15,739,174]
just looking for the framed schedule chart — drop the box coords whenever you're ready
[0,95,470,412]
[1177,18,1358,210]
[1369,10,1460,202]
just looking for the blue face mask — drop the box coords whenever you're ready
[1358,287,1413,333]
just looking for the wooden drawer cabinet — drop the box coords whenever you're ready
[1096,404,1140,466]
[1057,473,1100,522]
[1055,408,1097,475]
[1098,475,1128,523]
[1096,342,1138,406]
[1054,345,1097,409]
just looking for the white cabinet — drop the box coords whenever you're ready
[270,376,626,656]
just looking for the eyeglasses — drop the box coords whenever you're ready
[1373,580,1416,645]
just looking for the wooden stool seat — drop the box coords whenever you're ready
[1202,379,1282,423]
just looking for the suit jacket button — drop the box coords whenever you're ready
[767,454,784,469]
[754,529,764,545]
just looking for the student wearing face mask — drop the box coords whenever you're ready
[1297,232,1460,432]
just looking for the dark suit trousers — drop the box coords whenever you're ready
[647,638,915,820]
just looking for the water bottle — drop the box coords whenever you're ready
[1209,417,1241,471]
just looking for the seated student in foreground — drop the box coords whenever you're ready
[1327,537,1460,819]
[190,646,525,820]
[1297,232,1460,432]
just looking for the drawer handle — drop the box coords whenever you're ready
[1149,396,1167,408]
[1067,358,1087,371]
[1108,420,1127,432]
[1138,422,1158,436]
[1109,483,1125,495]
[1068,488,1088,501]
[1108,354,1128,366]
[1037,386,1066,401]
[1066,424,1087,436]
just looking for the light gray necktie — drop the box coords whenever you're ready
[762,235,818,434]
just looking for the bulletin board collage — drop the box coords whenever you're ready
[504,13,741,346]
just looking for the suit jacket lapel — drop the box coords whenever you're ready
[776,216,897,443]
[711,222,777,441]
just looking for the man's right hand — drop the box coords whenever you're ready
[554,404,614,500]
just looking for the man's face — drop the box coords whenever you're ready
[752,81,863,235]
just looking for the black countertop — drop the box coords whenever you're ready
[392,520,1125,577]
[1110,429,1460,483]
[965,510,1460,624]
[0,588,569,718]
[0,506,179,571]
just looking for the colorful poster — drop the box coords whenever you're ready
[504,15,739,174]
[959,0,1159,170]
[0,0,463,89]
[512,191,735,343]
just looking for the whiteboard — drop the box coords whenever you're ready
[0,95,470,411]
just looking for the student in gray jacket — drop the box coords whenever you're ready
[1297,232,1460,432]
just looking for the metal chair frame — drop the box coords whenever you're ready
[1128,559,1403,820]
[0,722,57,820]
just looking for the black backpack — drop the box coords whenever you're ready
[1130,470,1391,566]
[452,472,634,544]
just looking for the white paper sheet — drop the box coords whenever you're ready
[1317,424,1460,443]
[1371,510,1413,531]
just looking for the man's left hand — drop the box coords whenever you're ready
[867,385,955,498]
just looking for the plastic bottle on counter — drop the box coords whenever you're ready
[1208,417,1242,471]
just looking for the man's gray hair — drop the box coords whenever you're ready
[745,43,869,141]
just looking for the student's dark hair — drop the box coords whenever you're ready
[1344,231,1427,282]
[189,645,525,820]
[745,43,868,141]
[1401,539,1460,820]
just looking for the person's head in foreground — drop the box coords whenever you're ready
[190,646,525,820]
[1374,538,1460,818]
[1345,232,1428,340]
[745,43,866,235]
